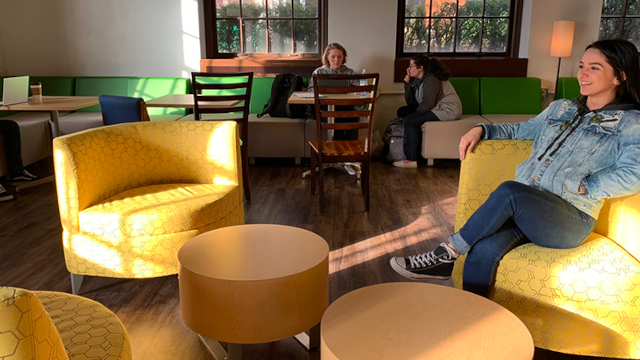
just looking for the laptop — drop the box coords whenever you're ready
[0,76,29,106]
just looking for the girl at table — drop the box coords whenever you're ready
[309,43,358,140]
[390,39,640,297]
[394,55,462,168]
[0,119,38,201]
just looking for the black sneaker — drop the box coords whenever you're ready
[12,169,37,182]
[0,184,13,202]
[390,243,457,280]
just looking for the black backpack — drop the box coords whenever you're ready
[257,73,307,119]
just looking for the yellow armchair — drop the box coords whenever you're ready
[0,287,131,360]
[53,121,245,294]
[452,140,640,358]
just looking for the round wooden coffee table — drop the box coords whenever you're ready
[321,283,534,360]
[178,224,329,360]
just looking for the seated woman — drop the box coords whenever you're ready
[0,119,38,201]
[309,42,358,141]
[390,39,640,297]
[394,55,462,168]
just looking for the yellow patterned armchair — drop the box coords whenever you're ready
[452,140,640,358]
[53,121,245,294]
[0,287,131,360]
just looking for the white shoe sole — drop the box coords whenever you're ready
[389,257,451,280]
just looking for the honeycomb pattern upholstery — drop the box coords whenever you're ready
[452,140,640,358]
[0,287,131,360]
[53,121,245,279]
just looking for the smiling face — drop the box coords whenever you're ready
[327,49,345,70]
[578,48,621,109]
[407,60,425,79]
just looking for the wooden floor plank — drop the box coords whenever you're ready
[0,159,590,359]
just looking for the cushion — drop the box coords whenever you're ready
[421,115,488,160]
[0,287,68,360]
[449,77,480,115]
[149,114,183,122]
[56,112,104,135]
[0,116,52,177]
[480,77,541,115]
[28,77,76,96]
[481,114,536,125]
[79,183,240,238]
[248,114,306,158]
[128,78,190,116]
[34,290,131,360]
[75,77,133,113]
[557,77,580,100]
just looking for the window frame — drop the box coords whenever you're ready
[202,0,327,59]
[599,0,640,43]
[395,0,523,58]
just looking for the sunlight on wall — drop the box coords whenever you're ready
[181,0,201,71]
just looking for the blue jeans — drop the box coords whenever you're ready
[448,181,596,297]
[401,110,440,161]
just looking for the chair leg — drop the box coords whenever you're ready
[318,158,325,213]
[241,143,251,202]
[70,273,84,295]
[310,150,317,196]
[364,161,370,211]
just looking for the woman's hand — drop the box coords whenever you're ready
[404,68,411,83]
[459,126,483,161]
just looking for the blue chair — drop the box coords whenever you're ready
[99,95,149,125]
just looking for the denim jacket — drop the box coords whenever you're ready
[480,97,640,218]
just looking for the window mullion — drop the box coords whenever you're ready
[479,0,486,54]
[239,0,245,53]
[622,0,629,38]
[452,1,460,54]
[291,0,295,53]
[428,1,433,53]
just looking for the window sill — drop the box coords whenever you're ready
[394,57,528,81]
[201,58,323,78]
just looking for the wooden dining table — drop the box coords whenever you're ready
[0,96,99,137]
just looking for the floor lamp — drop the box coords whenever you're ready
[550,20,576,100]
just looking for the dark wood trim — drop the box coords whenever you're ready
[509,0,524,58]
[393,57,528,80]
[200,58,322,77]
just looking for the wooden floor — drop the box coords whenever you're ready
[0,159,608,360]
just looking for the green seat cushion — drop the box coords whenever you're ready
[28,77,75,96]
[480,77,541,114]
[75,77,134,112]
[249,77,310,114]
[557,77,580,100]
[449,77,480,115]
[129,77,190,116]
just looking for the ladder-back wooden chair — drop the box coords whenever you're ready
[310,73,379,212]
[191,71,253,202]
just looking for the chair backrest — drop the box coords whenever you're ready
[99,94,149,125]
[190,72,253,122]
[0,287,68,360]
[311,73,380,155]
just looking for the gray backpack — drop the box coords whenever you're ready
[383,117,405,162]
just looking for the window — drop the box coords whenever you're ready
[599,0,640,49]
[397,0,519,56]
[209,0,323,58]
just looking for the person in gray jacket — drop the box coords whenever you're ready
[390,39,640,298]
[394,55,462,168]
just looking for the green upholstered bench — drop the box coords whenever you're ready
[130,77,190,122]
[421,77,487,165]
[556,77,581,100]
[479,77,541,125]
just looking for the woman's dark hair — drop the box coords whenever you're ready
[586,39,640,104]
[410,55,451,81]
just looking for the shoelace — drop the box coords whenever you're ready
[21,170,36,179]
[408,246,453,269]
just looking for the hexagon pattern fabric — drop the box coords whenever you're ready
[53,121,245,278]
[33,291,131,360]
[0,287,68,360]
[452,140,640,358]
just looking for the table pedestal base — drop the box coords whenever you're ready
[198,323,320,360]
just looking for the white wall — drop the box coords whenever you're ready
[0,0,201,78]
[525,0,603,90]
[0,19,7,76]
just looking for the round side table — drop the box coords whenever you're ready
[179,224,329,360]
[321,282,534,360]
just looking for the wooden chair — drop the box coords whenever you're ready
[309,73,379,212]
[191,71,253,202]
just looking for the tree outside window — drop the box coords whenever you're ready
[214,0,320,56]
[599,0,640,49]
[400,0,514,55]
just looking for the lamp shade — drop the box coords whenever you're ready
[550,20,576,58]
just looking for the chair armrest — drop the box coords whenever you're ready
[455,140,533,231]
